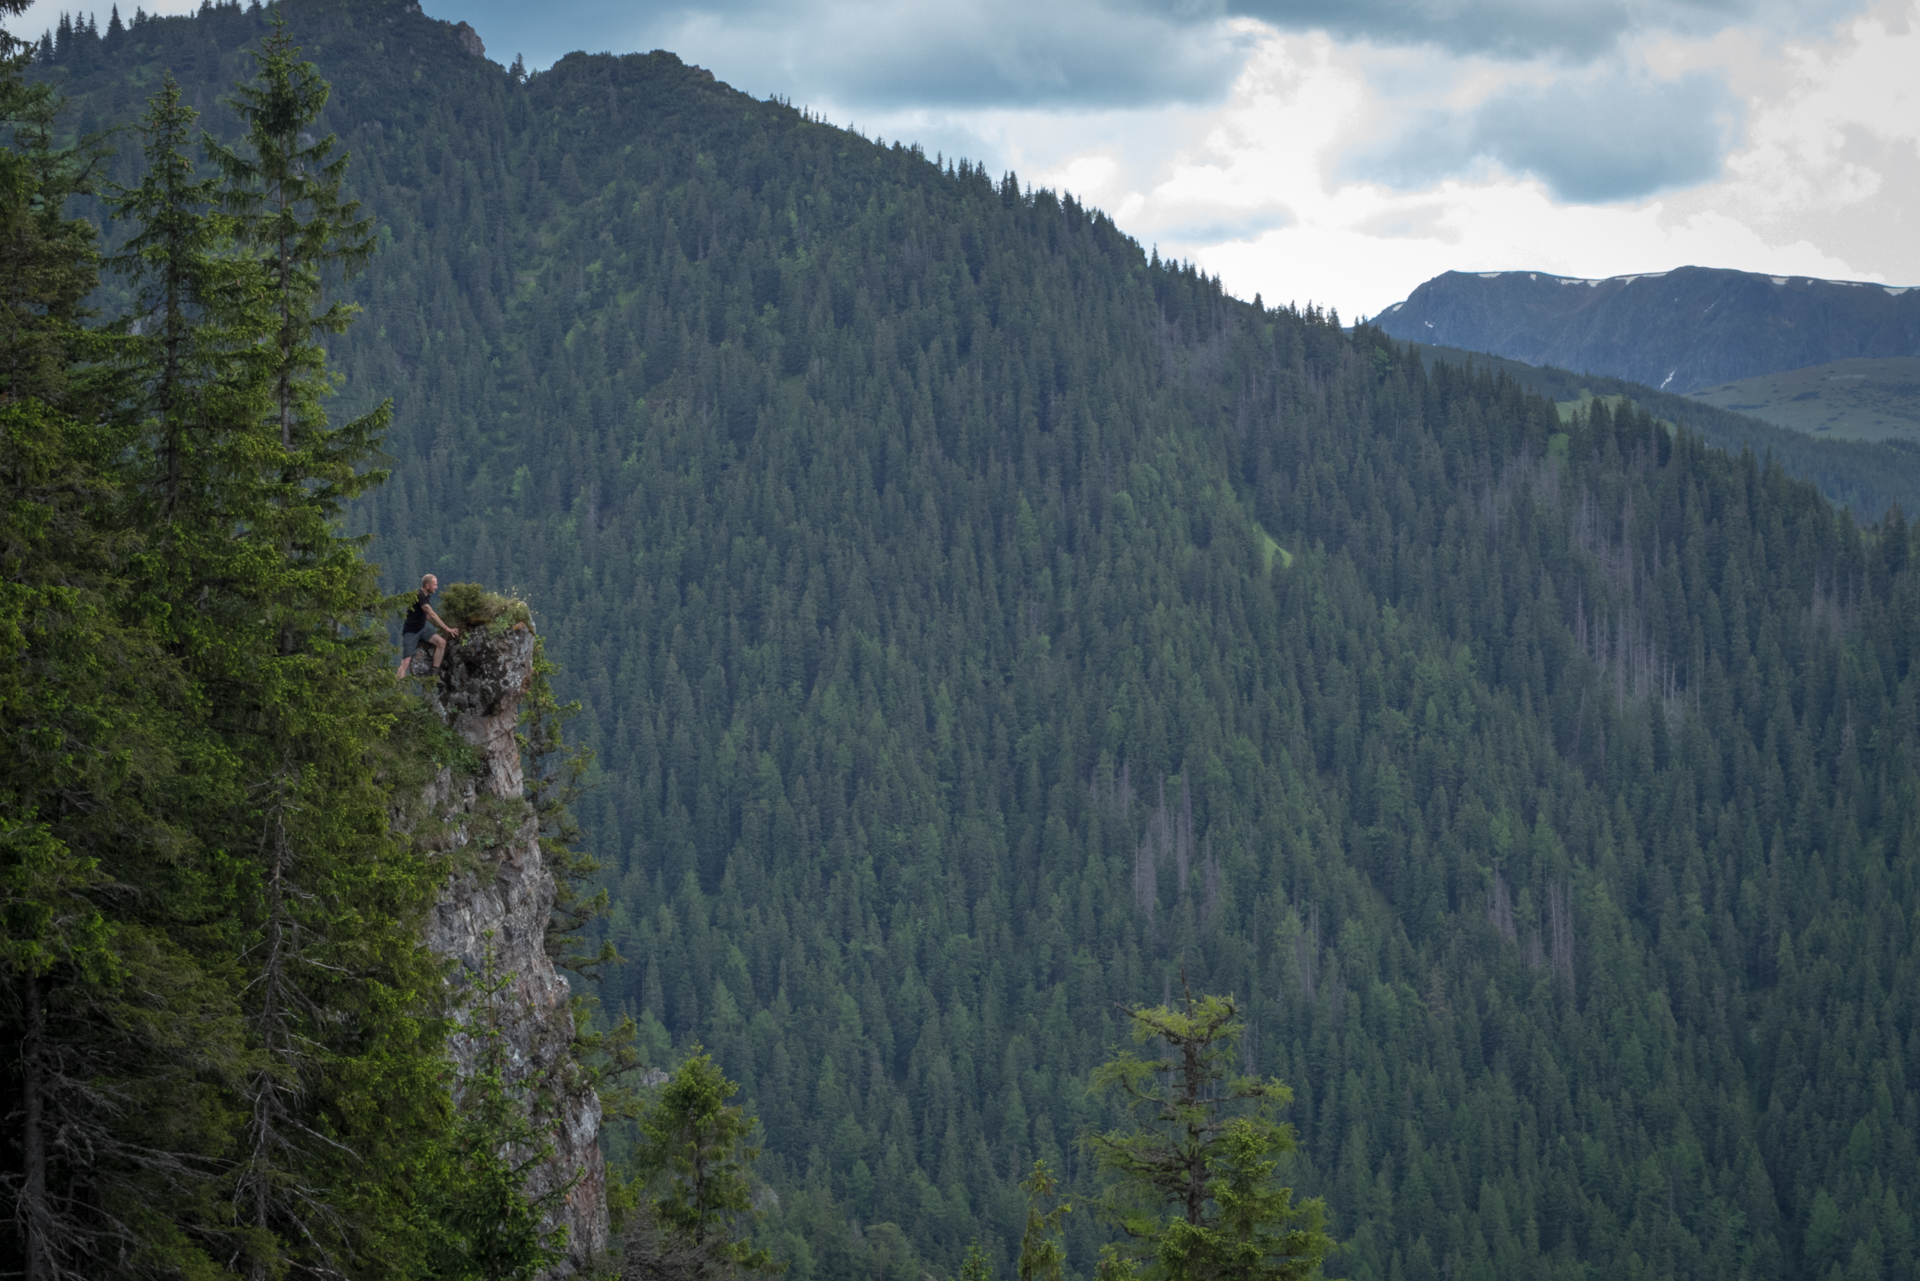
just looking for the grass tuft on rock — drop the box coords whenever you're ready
[439,582,533,632]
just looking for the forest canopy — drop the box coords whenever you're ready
[16,4,1920,1281]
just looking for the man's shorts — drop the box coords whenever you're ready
[401,624,437,658]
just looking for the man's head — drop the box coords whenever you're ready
[422,573,438,593]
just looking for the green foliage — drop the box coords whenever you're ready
[439,581,532,630]
[959,1241,996,1281]
[1018,1163,1072,1281]
[631,1050,780,1277]
[1089,990,1330,1281]
[425,936,574,1281]
[1,26,253,1272]
[1,16,575,1278]
[35,6,1920,1281]
[1408,340,1920,518]
[522,629,645,1138]
[205,15,383,464]
[0,19,110,410]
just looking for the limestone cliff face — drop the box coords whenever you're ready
[416,624,610,1273]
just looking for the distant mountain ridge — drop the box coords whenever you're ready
[1372,265,1920,393]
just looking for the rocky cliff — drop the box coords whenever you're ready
[412,624,611,1273]
[1373,266,1920,392]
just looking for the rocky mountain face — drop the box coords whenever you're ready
[1373,265,1920,392]
[412,626,610,1274]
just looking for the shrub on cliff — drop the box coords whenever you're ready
[440,581,533,632]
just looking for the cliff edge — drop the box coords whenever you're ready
[414,623,611,1273]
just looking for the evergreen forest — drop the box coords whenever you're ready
[22,3,1920,1280]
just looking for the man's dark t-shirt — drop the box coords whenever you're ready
[404,588,434,635]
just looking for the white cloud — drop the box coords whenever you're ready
[1006,3,1919,316]
[1659,4,1920,276]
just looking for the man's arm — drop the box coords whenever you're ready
[423,603,459,634]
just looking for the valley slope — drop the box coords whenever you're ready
[1401,341,1920,518]
[42,7,1920,1281]
[1689,357,1920,443]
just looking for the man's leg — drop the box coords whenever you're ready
[398,629,426,680]
[430,632,448,670]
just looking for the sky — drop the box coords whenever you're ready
[24,0,1918,318]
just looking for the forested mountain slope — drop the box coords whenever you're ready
[1402,341,1920,520]
[1375,266,1920,394]
[42,6,1920,1281]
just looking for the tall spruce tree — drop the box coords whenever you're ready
[0,11,250,1276]
[630,1051,779,1281]
[182,27,437,1278]
[1089,988,1331,1281]
[0,0,98,408]
[1016,1162,1071,1281]
[92,28,451,1279]
[110,74,237,519]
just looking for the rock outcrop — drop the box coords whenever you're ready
[413,624,610,1273]
[453,20,485,59]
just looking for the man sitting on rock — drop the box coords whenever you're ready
[395,573,460,682]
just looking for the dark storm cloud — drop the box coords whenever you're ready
[429,0,1853,110]
[425,0,1777,207]
[762,0,1253,108]
[426,0,1250,108]
[1353,69,1741,202]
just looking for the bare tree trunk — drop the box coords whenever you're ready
[243,766,298,1281]
[21,973,50,1281]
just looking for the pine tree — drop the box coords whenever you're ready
[1016,1161,1071,1281]
[152,28,432,1278]
[109,73,244,518]
[629,1050,780,1280]
[205,15,380,463]
[0,20,248,1276]
[1088,985,1331,1281]
[0,5,104,409]
[957,1242,995,1281]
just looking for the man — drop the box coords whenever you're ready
[396,573,460,682]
